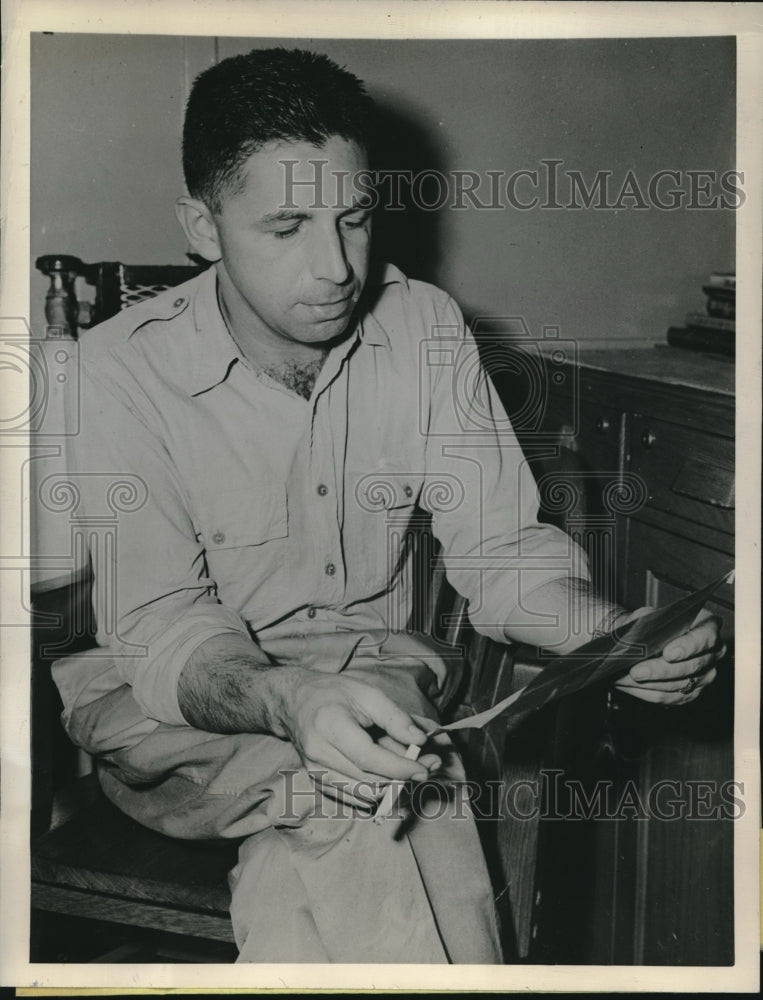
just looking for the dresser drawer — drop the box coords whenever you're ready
[538,391,621,470]
[628,416,734,536]
[575,400,622,473]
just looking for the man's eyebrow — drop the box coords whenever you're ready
[259,209,311,225]
[259,200,372,225]
[340,196,374,215]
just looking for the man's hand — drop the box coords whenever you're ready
[614,608,726,704]
[274,669,439,806]
[178,634,442,808]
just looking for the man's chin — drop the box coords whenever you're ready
[293,316,357,348]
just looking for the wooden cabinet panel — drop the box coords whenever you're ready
[573,400,623,476]
[551,355,735,967]
[629,415,734,540]
[623,519,734,621]
[615,517,735,966]
[491,348,735,966]
[532,388,621,475]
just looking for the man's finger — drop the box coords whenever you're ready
[353,685,430,748]
[376,734,441,773]
[307,764,385,808]
[307,739,415,787]
[376,734,407,755]
[327,710,431,782]
[662,614,721,663]
[418,753,442,773]
[628,646,723,684]
[617,666,717,694]
[617,685,704,705]
[343,732,432,782]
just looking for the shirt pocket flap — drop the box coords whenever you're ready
[200,484,288,550]
[351,467,421,513]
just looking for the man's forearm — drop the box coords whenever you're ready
[176,631,434,785]
[177,632,297,735]
[504,577,628,655]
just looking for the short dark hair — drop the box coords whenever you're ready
[182,47,374,212]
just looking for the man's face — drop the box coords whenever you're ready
[212,136,371,352]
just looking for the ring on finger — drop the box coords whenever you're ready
[681,676,699,695]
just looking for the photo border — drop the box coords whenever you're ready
[1,0,760,991]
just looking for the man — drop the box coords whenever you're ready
[56,48,723,963]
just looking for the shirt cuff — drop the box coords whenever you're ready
[466,533,591,644]
[126,604,252,726]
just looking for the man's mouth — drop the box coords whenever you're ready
[304,293,355,319]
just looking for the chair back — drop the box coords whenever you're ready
[36,255,211,336]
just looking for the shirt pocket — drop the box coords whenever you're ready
[198,482,289,552]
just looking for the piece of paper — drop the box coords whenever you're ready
[438,571,732,734]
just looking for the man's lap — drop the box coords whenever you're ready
[53,632,502,962]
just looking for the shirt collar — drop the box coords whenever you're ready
[357,260,408,350]
[188,266,242,396]
[176,260,408,396]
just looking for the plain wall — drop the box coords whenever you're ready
[31,33,736,343]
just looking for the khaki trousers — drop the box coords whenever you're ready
[55,632,503,963]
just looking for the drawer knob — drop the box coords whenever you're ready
[641,429,657,449]
[595,416,610,433]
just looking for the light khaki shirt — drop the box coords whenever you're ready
[64,263,588,727]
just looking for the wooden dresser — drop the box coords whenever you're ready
[490,344,736,965]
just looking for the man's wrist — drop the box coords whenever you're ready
[501,579,635,656]
[592,605,630,640]
[262,664,306,741]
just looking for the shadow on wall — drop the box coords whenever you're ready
[369,102,446,287]
[367,101,493,327]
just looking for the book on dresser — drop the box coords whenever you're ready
[666,270,735,355]
[667,325,735,356]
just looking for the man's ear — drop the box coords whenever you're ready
[175,196,222,262]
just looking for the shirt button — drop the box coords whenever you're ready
[173,297,185,308]
[325,562,336,576]
[404,485,413,498]
[212,531,225,544]
[307,607,317,619]
[316,484,329,496]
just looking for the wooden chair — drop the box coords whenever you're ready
[30,255,232,960]
[35,254,211,337]
[30,570,241,962]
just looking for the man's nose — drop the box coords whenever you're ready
[309,226,352,284]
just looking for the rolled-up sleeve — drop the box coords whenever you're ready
[421,296,590,642]
[66,360,251,725]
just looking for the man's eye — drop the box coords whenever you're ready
[274,224,301,239]
[342,214,369,230]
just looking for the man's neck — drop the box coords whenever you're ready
[216,282,328,399]
[260,354,328,401]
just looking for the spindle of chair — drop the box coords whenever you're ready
[35,255,210,337]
